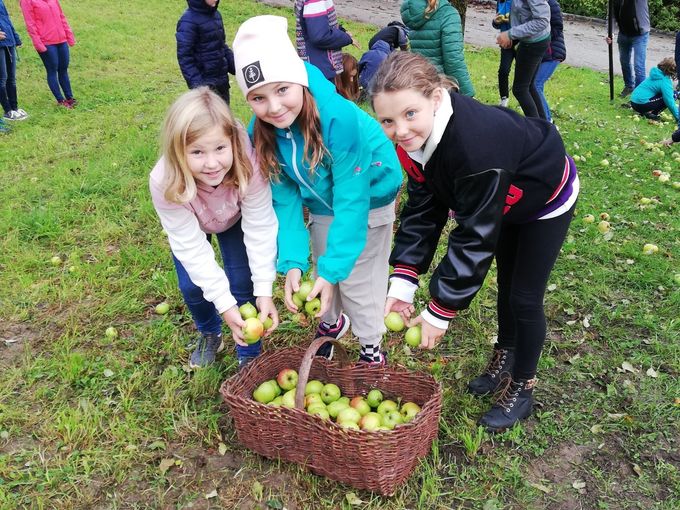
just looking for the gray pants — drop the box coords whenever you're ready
[309,202,395,347]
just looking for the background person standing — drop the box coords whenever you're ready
[607,0,649,97]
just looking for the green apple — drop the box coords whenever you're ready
[268,379,282,397]
[305,380,324,395]
[267,396,283,406]
[304,393,324,409]
[404,326,422,348]
[292,293,304,309]
[582,214,595,224]
[155,302,170,315]
[400,402,421,422]
[281,389,296,408]
[377,399,399,416]
[238,302,258,320]
[243,317,264,344]
[337,407,362,424]
[304,297,321,316]
[263,317,274,330]
[276,368,298,391]
[308,405,330,420]
[253,381,279,404]
[642,243,659,255]
[382,409,404,429]
[350,396,371,416]
[337,396,350,406]
[105,326,118,339]
[297,280,315,301]
[321,383,341,404]
[338,420,360,430]
[366,389,384,409]
[50,255,62,266]
[326,399,350,419]
[597,220,611,234]
[384,311,405,332]
[359,412,383,431]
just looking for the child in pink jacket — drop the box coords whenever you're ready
[19,0,76,107]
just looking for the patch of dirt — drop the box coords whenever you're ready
[0,323,38,368]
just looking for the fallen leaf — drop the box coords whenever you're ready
[205,489,218,499]
[572,480,586,490]
[527,481,552,493]
[103,369,114,378]
[606,413,625,420]
[582,316,591,328]
[590,424,604,434]
[645,367,658,378]
[266,499,284,509]
[621,361,638,373]
[632,464,643,477]
[547,284,557,291]
[218,442,227,455]
[159,458,175,475]
[454,370,464,380]
[148,440,166,451]
[345,492,363,506]
[568,353,581,364]
[252,480,264,501]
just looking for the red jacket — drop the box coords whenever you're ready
[19,0,75,53]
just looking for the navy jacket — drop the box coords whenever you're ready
[368,22,409,51]
[543,0,566,62]
[176,0,234,89]
[0,0,22,48]
[358,40,391,90]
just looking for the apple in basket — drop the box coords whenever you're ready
[305,393,324,409]
[366,389,384,409]
[243,317,264,344]
[307,404,330,420]
[381,409,404,430]
[359,412,383,431]
[281,389,297,408]
[350,396,371,416]
[305,380,324,395]
[337,407,362,427]
[277,368,299,391]
[253,380,280,404]
[327,399,350,418]
[321,383,342,404]
[401,402,422,423]
[377,399,399,416]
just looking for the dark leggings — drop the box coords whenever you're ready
[38,42,73,102]
[631,95,666,116]
[512,38,550,119]
[498,44,516,99]
[495,203,576,379]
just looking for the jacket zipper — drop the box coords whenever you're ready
[287,130,332,210]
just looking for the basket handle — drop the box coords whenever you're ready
[294,336,351,409]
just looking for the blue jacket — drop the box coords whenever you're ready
[255,63,402,284]
[631,67,679,123]
[0,0,22,48]
[543,0,566,62]
[358,40,391,90]
[176,0,234,89]
[493,0,512,32]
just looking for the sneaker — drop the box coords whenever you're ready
[189,332,224,369]
[57,99,74,109]
[358,350,388,367]
[499,97,509,107]
[619,86,634,97]
[314,313,351,360]
[3,110,22,121]
[642,112,661,121]
[237,356,256,371]
[65,98,78,107]
[467,348,515,396]
[13,109,28,120]
[478,377,536,433]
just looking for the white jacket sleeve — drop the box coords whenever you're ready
[240,182,278,297]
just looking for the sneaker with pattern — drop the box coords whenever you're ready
[314,313,350,359]
[189,332,224,369]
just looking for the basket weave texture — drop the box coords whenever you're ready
[220,338,442,495]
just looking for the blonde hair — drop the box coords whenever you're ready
[253,87,330,179]
[336,53,360,102]
[425,0,438,17]
[160,87,254,204]
[368,51,457,106]
[658,57,677,79]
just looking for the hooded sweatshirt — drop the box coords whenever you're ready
[19,0,74,53]
[251,62,402,284]
[0,0,22,48]
[630,67,679,123]
[358,40,392,90]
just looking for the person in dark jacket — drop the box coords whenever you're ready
[369,52,579,432]
[0,0,27,121]
[534,0,566,123]
[358,39,392,91]
[176,0,235,104]
[607,0,649,97]
[294,0,358,82]
[368,21,409,52]
[493,0,516,107]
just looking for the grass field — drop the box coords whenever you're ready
[0,0,678,508]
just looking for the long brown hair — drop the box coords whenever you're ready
[368,51,457,107]
[161,87,253,204]
[335,53,360,102]
[253,87,330,179]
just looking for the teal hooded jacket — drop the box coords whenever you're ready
[254,62,402,284]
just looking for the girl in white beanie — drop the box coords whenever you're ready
[234,15,403,365]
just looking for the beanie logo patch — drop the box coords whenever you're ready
[243,62,264,89]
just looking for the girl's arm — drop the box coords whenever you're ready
[301,0,353,50]
[509,0,550,41]
[660,78,680,123]
[440,7,475,96]
[272,172,310,276]
[55,0,75,45]
[176,18,203,88]
[19,0,46,52]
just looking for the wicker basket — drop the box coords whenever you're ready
[220,337,442,496]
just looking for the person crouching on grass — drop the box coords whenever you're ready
[233,15,402,366]
[369,52,580,432]
[149,87,279,370]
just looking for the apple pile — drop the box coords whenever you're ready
[252,369,422,431]
[238,302,272,344]
[384,312,422,348]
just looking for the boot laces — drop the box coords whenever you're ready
[493,377,536,413]
[484,349,508,379]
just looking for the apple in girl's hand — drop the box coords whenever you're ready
[305,379,324,395]
[321,383,341,404]
[263,317,274,330]
[239,302,258,320]
[276,368,298,391]
[304,298,321,316]
[366,389,384,409]
[404,325,422,348]
[155,302,170,315]
[400,402,421,422]
[243,317,264,344]
[384,311,405,332]
[292,293,304,308]
[297,280,315,301]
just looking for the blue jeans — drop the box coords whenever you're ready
[172,220,261,360]
[38,42,73,101]
[534,60,560,122]
[0,46,18,113]
[617,32,649,89]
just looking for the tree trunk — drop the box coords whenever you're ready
[450,0,468,32]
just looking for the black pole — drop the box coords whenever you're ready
[608,0,614,100]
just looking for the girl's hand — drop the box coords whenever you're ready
[284,268,303,312]
[256,296,279,336]
[221,305,247,346]
[306,276,333,318]
[661,138,674,146]
[408,315,446,350]
[384,297,415,323]
[497,31,512,49]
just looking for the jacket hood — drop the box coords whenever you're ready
[187,0,218,14]
[401,0,439,30]
[370,39,392,54]
[648,67,666,81]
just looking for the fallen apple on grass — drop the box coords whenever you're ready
[50,255,62,266]
[597,220,611,234]
[582,214,595,224]
[155,302,170,315]
[642,243,659,255]
[384,311,405,332]
[105,326,118,339]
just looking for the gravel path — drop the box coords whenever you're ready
[255,0,676,77]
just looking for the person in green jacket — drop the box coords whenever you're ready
[401,0,475,97]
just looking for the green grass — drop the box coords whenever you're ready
[1,0,679,508]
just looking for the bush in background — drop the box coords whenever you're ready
[559,0,679,32]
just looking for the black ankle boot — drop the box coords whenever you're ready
[478,377,536,433]
[467,348,515,396]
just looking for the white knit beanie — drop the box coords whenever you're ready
[233,15,309,97]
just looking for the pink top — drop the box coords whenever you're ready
[19,0,75,53]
